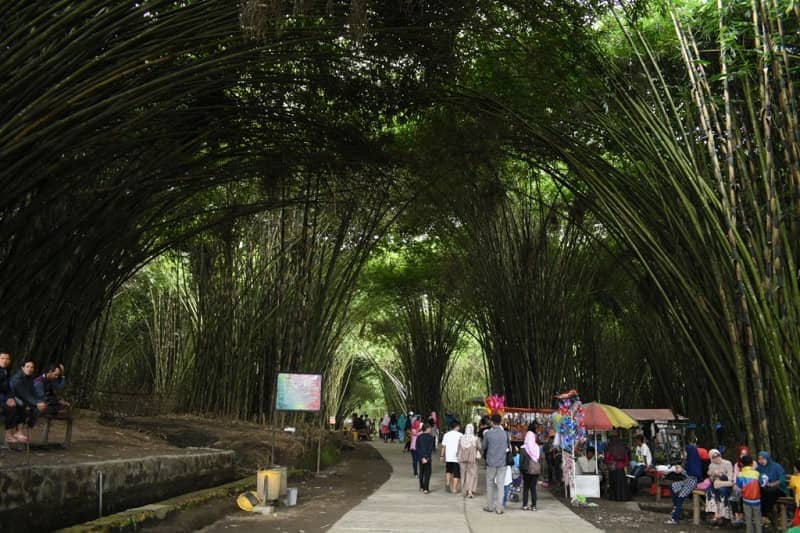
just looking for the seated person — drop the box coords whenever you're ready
[10,359,47,429]
[706,448,734,524]
[629,434,653,477]
[1,350,28,443]
[665,444,704,525]
[34,363,69,414]
[789,460,800,527]
[756,451,787,520]
[576,446,599,475]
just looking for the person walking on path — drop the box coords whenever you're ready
[397,412,407,444]
[457,423,480,498]
[416,423,436,494]
[381,414,391,443]
[482,414,509,514]
[519,422,541,511]
[440,421,462,493]
[410,415,421,476]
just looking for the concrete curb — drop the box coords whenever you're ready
[57,475,257,533]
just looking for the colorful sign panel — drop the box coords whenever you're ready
[275,373,322,412]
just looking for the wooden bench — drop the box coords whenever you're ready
[691,489,706,525]
[691,490,793,530]
[41,411,73,448]
[776,495,794,532]
[655,477,672,502]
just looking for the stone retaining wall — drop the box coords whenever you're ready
[0,448,235,532]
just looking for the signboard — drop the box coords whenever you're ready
[275,373,322,412]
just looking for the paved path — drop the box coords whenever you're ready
[329,441,602,533]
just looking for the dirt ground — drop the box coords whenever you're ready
[0,410,323,472]
[549,483,765,532]
[140,442,392,533]
[0,410,181,467]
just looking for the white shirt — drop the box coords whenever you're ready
[441,430,462,462]
[635,443,653,466]
[576,456,598,475]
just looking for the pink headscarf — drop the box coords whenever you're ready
[523,430,539,461]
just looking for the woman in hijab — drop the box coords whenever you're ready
[519,422,541,510]
[756,451,787,519]
[665,444,704,525]
[410,416,422,476]
[457,423,480,498]
[604,431,630,501]
[706,448,734,525]
[381,414,391,443]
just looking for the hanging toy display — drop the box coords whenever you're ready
[552,390,586,451]
[552,389,587,503]
[484,394,506,416]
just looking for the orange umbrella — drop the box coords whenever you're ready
[582,402,637,431]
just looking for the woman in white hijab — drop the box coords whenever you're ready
[457,423,481,498]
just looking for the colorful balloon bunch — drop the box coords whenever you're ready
[484,394,506,416]
[552,390,586,451]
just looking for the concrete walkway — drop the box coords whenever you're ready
[329,441,602,533]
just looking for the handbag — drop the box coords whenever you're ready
[505,432,515,466]
[528,459,542,475]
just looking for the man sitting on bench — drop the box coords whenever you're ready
[1,350,28,443]
[10,358,49,430]
[34,363,69,415]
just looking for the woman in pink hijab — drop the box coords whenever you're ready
[519,422,541,510]
[410,415,422,477]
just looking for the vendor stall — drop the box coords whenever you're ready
[579,402,637,500]
[622,408,687,465]
[465,396,554,442]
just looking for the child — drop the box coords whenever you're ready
[789,460,800,527]
[735,454,762,533]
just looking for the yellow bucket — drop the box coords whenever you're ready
[237,491,261,512]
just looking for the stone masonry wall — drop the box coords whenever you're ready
[0,448,235,532]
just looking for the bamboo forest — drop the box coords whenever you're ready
[3,0,800,469]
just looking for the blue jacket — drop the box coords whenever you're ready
[34,373,64,402]
[0,367,11,402]
[10,370,42,406]
[416,432,435,460]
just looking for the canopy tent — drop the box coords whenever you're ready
[582,402,637,430]
[622,408,687,422]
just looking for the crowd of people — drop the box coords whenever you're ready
[366,409,800,528]
[389,412,544,513]
[662,443,799,531]
[564,428,800,531]
[0,350,69,444]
